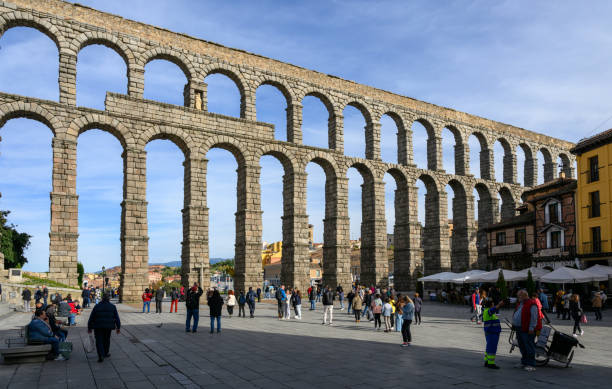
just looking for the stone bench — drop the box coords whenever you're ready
[0,325,53,364]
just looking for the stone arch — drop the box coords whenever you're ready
[498,186,516,221]
[256,79,295,105]
[380,111,405,165]
[201,135,248,167]
[68,113,134,149]
[344,101,373,126]
[73,31,135,68]
[139,47,196,82]
[558,152,573,178]
[0,102,62,135]
[203,66,248,118]
[538,146,555,182]
[138,125,196,158]
[441,124,465,175]
[302,151,339,179]
[301,90,335,115]
[495,137,515,183]
[0,12,67,52]
[410,118,437,170]
[468,131,491,179]
[447,178,471,272]
[517,142,535,186]
[257,143,298,176]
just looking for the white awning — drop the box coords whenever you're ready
[417,272,458,282]
[449,270,488,284]
[540,266,608,283]
[517,267,551,281]
[470,268,525,283]
[584,264,612,278]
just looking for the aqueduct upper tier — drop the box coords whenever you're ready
[0,0,574,301]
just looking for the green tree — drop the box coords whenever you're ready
[526,270,536,296]
[496,269,508,300]
[211,259,235,277]
[77,262,84,286]
[0,210,31,269]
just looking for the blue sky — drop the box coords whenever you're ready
[1,0,611,272]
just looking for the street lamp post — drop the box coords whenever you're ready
[102,266,106,291]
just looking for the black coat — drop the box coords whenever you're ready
[88,300,121,330]
[322,290,334,306]
[185,287,203,310]
[22,289,31,301]
[208,295,224,317]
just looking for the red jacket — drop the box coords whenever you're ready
[142,292,153,302]
[518,298,542,333]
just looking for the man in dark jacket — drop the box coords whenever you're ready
[82,287,90,308]
[87,293,121,363]
[22,288,32,312]
[322,285,334,325]
[246,287,256,318]
[42,285,49,306]
[309,286,317,310]
[155,288,165,313]
[185,283,203,332]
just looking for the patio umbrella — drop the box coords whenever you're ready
[517,266,551,281]
[583,264,612,278]
[417,272,458,282]
[540,266,608,284]
[449,270,488,284]
[471,268,524,283]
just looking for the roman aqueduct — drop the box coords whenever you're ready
[0,0,575,301]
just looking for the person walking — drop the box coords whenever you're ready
[512,289,540,371]
[256,287,262,303]
[316,285,322,302]
[142,288,152,313]
[185,283,203,333]
[87,292,121,363]
[291,288,302,319]
[400,296,415,347]
[414,293,423,325]
[382,298,393,332]
[322,285,334,325]
[538,289,549,313]
[34,287,42,305]
[208,289,224,334]
[371,293,383,330]
[81,287,90,308]
[554,290,563,319]
[246,287,257,318]
[592,292,603,320]
[347,289,355,315]
[226,290,236,318]
[275,286,284,318]
[22,287,32,312]
[309,285,317,310]
[570,294,584,336]
[363,290,372,321]
[238,291,247,317]
[337,285,345,310]
[352,292,363,322]
[170,287,179,313]
[482,298,504,369]
[42,285,49,306]
[155,287,164,314]
[562,291,571,320]
[471,287,482,324]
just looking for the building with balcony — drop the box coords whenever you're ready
[571,129,612,265]
[485,176,577,269]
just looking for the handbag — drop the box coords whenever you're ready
[580,314,587,324]
[84,333,95,353]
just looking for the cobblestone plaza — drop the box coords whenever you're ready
[1,300,610,388]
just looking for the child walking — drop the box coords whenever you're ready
[482,298,504,369]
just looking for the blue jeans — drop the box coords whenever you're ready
[347,301,352,314]
[186,308,199,331]
[516,330,536,367]
[39,336,59,356]
[310,300,315,310]
[210,316,221,333]
[395,313,403,332]
[339,300,344,309]
[143,301,150,313]
[68,314,75,325]
[316,294,321,302]
[363,305,369,317]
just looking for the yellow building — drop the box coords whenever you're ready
[261,241,283,266]
[571,129,612,264]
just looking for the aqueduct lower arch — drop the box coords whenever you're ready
[0,0,575,301]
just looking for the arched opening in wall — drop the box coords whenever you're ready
[206,148,238,264]
[204,72,242,118]
[145,139,184,268]
[494,138,514,183]
[412,119,433,170]
[417,175,448,274]
[256,84,288,141]
[343,104,369,159]
[0,27,58,101]
[516,144,530,187]
[305,161,326,284]
[537,148,554,184]
[441,126,461,175]
[447,180,469,271]
[468,133,489,179]
[144,59,188,106]
[76,44,127,109]
[380,114,400,164]
[0,118,53,271]
[77,129,123,273]
[260,155,284,274]
[498,187,516,221]
[474,184,494,266]
[558,153,572,178]
[385,169,413,289]
[302,94,331,149]
[347,166,364,282]
[383,172,396,275]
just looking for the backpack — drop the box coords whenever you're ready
[275,289,282,302]
[239,295,246,305]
